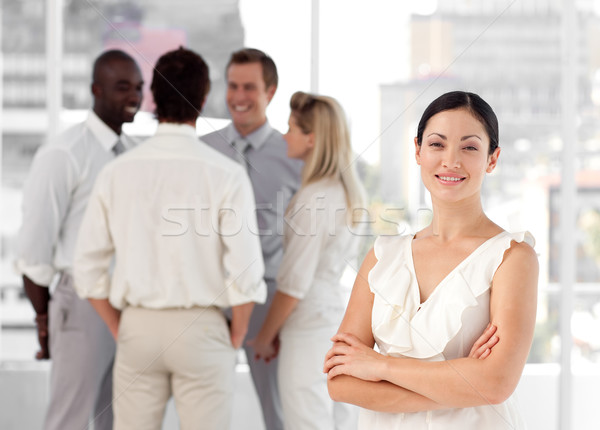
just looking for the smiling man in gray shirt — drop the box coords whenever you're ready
[201,48,302,430]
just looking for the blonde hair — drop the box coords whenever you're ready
[289,91,365,224]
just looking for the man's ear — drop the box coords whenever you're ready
[486,147,501,173]
[91,83,101,98]
[414,137,421,165]
[266,85,277,103]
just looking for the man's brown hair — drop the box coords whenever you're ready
[227,48,278,89]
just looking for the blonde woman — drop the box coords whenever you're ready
[250,91,365,429]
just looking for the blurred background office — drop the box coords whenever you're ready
[1,0,599,429]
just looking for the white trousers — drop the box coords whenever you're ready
[278,326,358,430]
[113,306,236,430]
[243,280,284,430]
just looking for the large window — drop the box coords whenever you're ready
[2,1,599,428]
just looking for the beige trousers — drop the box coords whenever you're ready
[113,306,236,430]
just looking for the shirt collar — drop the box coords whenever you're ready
[155,122,198,139]
[228,121,273,150]
[86,110,120,152]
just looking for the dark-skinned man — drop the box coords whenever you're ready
[15,49,143,430]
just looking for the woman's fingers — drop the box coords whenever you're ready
[479,348,491,360]
[323,338,362,374]
[323,354,343,374]
[325,340,353,359]
[470,324,495,350]
[324,353,344,373]
[330,332,362,346]
[469,324,499,359]
[480,335,499,359]
[327,363,346,379]
[469,324,495,353]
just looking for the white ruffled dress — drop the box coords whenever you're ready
[359,231,534,429]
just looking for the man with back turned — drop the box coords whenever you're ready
[74,47,267,429]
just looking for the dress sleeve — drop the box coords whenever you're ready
[276,186,331,300]
[15,147,78,285]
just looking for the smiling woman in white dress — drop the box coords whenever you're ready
[324,91,538,429]
[250,91,366,430]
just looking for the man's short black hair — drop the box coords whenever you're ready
[151,47,210,122]
[92,49,137,84]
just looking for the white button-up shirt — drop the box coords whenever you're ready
[15,111,133,286]
[73,123,267,310]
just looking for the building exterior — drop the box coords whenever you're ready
[380,0,600,217]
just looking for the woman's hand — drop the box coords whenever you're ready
[247,334,280,363]
[325,324,497,382]
[324,332,388,381]
[469,323,499,360]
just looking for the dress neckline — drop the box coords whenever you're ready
[407,231,507,308]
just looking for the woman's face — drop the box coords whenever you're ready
[415,108,500,204]
[284,114,314,161]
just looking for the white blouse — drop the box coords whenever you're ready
[277,177,361,331]
[360,231,535,429]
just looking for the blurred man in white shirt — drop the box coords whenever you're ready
[74,47,266,429]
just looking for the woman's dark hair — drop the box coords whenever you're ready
[151,47,210,122]
[416,91,499,155]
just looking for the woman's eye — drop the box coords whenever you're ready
[429,142,443,148]
[464,146,478,151]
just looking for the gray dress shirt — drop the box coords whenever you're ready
[201,122,303,281]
